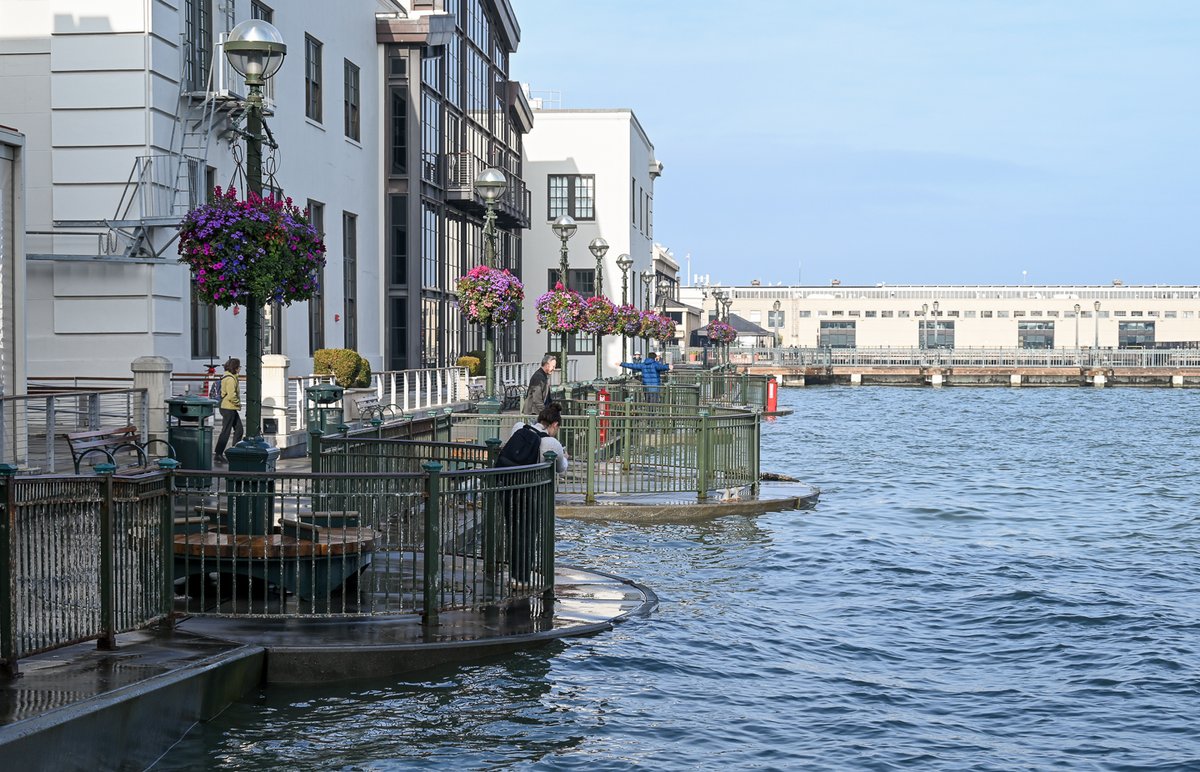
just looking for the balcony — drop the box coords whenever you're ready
[445,151,530,229]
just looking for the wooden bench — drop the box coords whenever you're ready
[64,425,175,474]
[352,394,402,423]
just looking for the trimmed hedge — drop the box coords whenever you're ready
[314,348,372,388]
[456,355,483,377]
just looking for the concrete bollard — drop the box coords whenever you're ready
[1172,374,1184,388]
[131,356,173,444]
[1093,373,1107,388]
[931,371,944,387]
[1010,374,1022,387]
[850,373,862,386]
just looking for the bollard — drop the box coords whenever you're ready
[157,458,179,627]
[96,463,117,650]
[541,451,558,617]
[585,409,598,504]
[422,462,442,626]
[0,464,18,676]
[697,411,711,501]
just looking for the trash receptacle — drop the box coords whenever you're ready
[166,394,217,488]
[306,383,345,455]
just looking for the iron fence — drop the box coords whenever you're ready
[669,346,1200,369]
[0,388,149,473]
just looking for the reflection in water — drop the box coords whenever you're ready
[159,387,1200,770]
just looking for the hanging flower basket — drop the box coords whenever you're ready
[580,296,618,335]
[178,187,325,308]
[652,315,678,342]
[706,319,737,345]
[637,310,663,338]
[614,304,643,337]
[457,265,524,326]
[535,284,585,333]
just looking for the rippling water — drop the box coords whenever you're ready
[157,387,1200,771]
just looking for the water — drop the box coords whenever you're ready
[156,387,1200,771]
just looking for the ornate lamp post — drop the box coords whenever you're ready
[222,19,286,473]
[932,300,940,348]
[551,215,577,380]
[1074,302,1081,349]
[721,295,733,365]
[1094,300,1101,349]
[616,253,633,368]
[474,167,507,410]
[772,299,782,347]
[640,273,653,358]
[711,289,725,365]
[921,302,928,350]
[588,237,609,381]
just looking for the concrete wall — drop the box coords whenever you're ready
[522,109,661,379]
[678,284,1200,349]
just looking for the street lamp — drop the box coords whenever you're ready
[772,299,782,347]
[616,253,633,368]
[223,19,286,473]
[1074,302,1081,349]
[551,215,577,380]
[932,300,940,349]
[475,167,507,408]
[1094,300,1101,349]
[921,303,928,349]
[588,237,609,381]
[640,272,653,357]
[721,296,734,365]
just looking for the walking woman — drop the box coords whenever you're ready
[213,357,243,462]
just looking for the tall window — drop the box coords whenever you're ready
[304,35,322,122]
[389,297,408,371]
[250,0,272,20]
[190,286,216,359]
[389,195,408,285]
[307,200,325,354]
[819,320,857,349]
[183,0,212,93]
[343,212,358,350]
[390,88,407,173]
[1018,321,1053,349]
[548,270,596,353]
[344,60,360,141]
[547,174,595,220]
[1118,321,1155,348]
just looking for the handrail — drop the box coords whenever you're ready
[0,388,149,473]
[668,346,1200,369]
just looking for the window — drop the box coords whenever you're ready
[964,310,977,318]
[1118,321,1155,348]
[389,88,407,173]
[768,309,785,327]
[799,310,812,318]
[343,212,358,349]
[190,285,216,359]
[819,320,856,348]
[307,200,325,354]
[183,0,212,93]
[1018,321,1054,349]
[749,311,762,323]
[1166,311,1177,319]
[982,310,993,318]
[547,174,595,220]
[631,177,636,224]
[388,297,408,371]
[997,310,1010,318]
[922,320,956,349]
[881,310,894,318]
[250,1,272,21]
[865,310,877,318]
[389,195,407,285]
[305,35,322,122]
[548,270,595,353]
[344,60,360,140]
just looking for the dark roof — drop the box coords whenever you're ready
[727,314,772,335]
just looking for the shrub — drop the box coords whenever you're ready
[314,348,372,388]
[457,355,483,376]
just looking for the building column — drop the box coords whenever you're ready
[261,354,290,441]
[131,356,173,443]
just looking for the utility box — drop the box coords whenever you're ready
[306,383,345,454]
[166,395,216,488]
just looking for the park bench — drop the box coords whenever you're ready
[64,425,175,474]
[352,394,402,423]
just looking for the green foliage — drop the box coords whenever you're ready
[314,348,372,388]
[456,355,483,377]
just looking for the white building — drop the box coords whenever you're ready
[1,125,27,398]
[521,107,663,379]
[678,283,1200,349]
[0,0,393,378]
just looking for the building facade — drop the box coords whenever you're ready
[521,108,662,378]
[678,284,1200,349]
[0,126,26,397]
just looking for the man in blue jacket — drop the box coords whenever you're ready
[618,352,670,401]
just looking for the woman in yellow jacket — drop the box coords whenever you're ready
[214,357,243,462]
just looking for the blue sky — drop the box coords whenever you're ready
[510,1,1200,286]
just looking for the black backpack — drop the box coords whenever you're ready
[495,425,548,467]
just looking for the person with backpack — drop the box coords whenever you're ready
[495,402,568,586]
[617,352,670,402]
[213,357,243,463]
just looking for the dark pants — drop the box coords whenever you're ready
[215,408,243,457]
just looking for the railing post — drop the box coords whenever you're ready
[483,438,500,593]
[585,408,598,504]
[697,410,711,501]
[96,462,117,650]
[751,409,761,495]
[621,398,633,472]
[0,464,18,676]
[422,461,442,627]
[541,452,557,617]
[157,458,178,628]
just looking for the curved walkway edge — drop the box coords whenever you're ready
[558,482,821,522]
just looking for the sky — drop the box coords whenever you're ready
[510,0,1200,287]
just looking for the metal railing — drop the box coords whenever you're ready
[672,346,1200,369]
[0,449,556,672]
[286,367,469,433]
[449,398,760,503]
[0,389,149,473]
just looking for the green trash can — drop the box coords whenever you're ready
[166,394,217,488]
[306,383,345,455]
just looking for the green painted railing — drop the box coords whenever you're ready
[450,398,760,504]
[0,445,556,675]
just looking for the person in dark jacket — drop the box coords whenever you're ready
[521,354,557,414]
[618,352,670,401]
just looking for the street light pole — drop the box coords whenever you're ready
[921,303,928,350]
[932,300,939,349]
[1074,303,1081,349]
[640,273,653,358]
[222,19,285,473]
[551,215,577,381]
[588,237,609,381]
[772,299,782,348]
[616,253,632,369]
[474,168,507,407]
[1094,300,1101,349]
